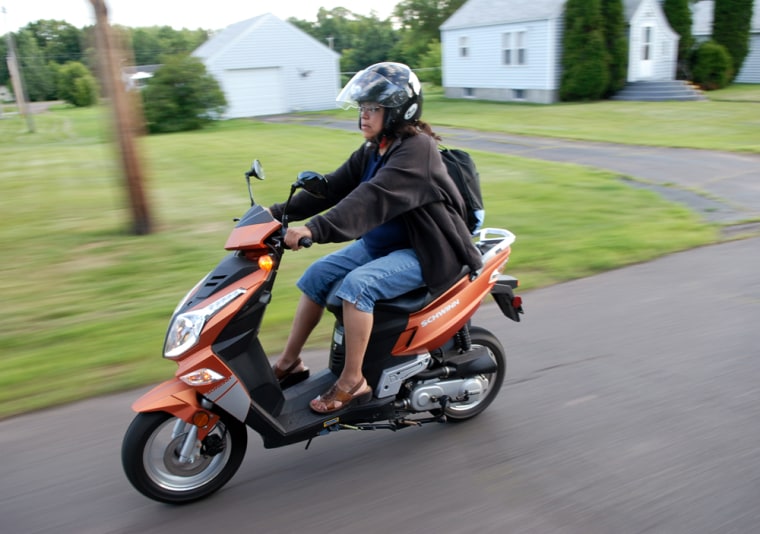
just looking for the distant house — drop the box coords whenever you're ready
[192,13,341,118]
[440,0,679,103]
[692,0,760,84]
[0,85,12,102]
[122,64,161,91]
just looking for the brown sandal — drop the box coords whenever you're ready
[272,358,310,388]
[310,378,372,414]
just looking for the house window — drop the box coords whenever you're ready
[464,87,474,97]
[642,26,653,60]
[516,31,526,64]
[502,31,527,65]
[514,89,525,100]
[459,36,469,58]
[502,33,512,64]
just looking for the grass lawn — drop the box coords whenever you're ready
[0,95,729,419]
[317,84,760,153]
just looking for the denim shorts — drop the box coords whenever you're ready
[297,239,424,313]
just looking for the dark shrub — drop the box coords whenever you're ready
[691,40,733,90]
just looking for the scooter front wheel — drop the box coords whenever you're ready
[121,410,247,504]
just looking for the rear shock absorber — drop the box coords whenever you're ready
[455,324,472,352]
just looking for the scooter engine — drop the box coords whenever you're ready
[408,376,488,412]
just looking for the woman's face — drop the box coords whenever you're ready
[359,102,385,140]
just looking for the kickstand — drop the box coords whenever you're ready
[305,438,313,450]
[437,395,450,423]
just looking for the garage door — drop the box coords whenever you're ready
[223,67,286,118]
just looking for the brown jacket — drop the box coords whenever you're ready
[270,133,482,294]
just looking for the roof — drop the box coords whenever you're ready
[440,0,565,30]
[441,0,647,30]
[193,13,339,62]
[193,15,268,61]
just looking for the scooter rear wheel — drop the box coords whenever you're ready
[121,410,247,504]
[439,326,506,421]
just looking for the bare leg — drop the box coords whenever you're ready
[274,294,323,372]
[336,301,373,390]
[310,300,373,412]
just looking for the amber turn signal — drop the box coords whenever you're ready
[192,411,211,427]
[258,254,274,272]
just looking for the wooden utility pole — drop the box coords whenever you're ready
[4,8,34,132]
[89,0,152,235]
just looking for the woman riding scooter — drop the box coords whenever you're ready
[268,62,482,414]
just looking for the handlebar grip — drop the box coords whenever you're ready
[298,237,313,248]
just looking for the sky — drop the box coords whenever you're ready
[1,0,398,33]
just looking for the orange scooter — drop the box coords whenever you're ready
[121,160,523,503]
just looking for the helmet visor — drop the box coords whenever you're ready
[336,68,411,110]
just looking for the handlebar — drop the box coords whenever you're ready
[298,237,313,248]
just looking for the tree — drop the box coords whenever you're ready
[289,7,358,53]
[560,0,610,101]
[392,0,466,67]
[289,8,398,74]
[141,54,226,133]
[0,37,9,87]
[712,0,754,81]
[14,30,57,101]
[663,0,694,79]
[418,39,443,85]
[57,61,99,107]
[600,0,628,95]
[128,26,209,65]
[25,19,84,65]
[338,15,399,74]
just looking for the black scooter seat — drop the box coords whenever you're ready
[325,266,471,317]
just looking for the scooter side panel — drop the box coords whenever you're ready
[392,249,511,354]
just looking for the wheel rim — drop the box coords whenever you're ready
[444,341,503,417]
[143,418,232,492]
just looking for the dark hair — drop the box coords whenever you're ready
[397,119,441,141]
[368,119,440,149]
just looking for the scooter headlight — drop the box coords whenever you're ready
[163,288,246,359]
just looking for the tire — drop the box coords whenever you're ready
[441,326,507,422]
[121,411,247,504]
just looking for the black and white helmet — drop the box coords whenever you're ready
[336,62,423,133]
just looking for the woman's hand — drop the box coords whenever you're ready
[285,226,313,250]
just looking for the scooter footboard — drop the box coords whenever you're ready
[131,378,220,439]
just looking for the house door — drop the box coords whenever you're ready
[640,25,654,78]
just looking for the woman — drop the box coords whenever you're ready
[268,62,482,414]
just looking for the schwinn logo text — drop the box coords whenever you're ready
[421,299,460,327]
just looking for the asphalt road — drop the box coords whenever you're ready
[2,236,758,534]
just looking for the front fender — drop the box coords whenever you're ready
[132,378,220,439]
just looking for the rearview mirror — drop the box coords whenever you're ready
[246,159,265,180]
[295,171,328,199]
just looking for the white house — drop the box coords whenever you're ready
[692,0,760,84]
[192,13,341,118]
[440,0,679,103]
[0,85,12,102]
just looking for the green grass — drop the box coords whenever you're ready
[315,84,760,153]
[0,99,724,419]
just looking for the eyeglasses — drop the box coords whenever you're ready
[358,105,383,115]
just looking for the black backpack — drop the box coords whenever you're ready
[440,147,485,234]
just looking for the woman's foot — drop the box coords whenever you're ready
[272,357,310,388]
[310,378,372,414]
